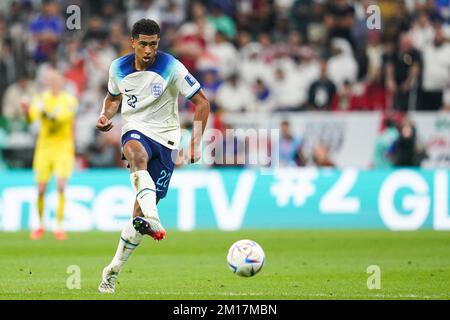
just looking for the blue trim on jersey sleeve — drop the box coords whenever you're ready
[146,51,176,81]
[108,88,121,97]
[186,86,202,99]
[112,53,136,81]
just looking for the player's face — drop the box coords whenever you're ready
[132,34,160,66]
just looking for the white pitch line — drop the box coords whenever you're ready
[1,290,448,299]
[129,291,449,299]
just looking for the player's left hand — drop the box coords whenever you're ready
[186,144,201,164]
[179,144,201,165]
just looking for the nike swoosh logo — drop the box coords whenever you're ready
[138,188,165,199]
[125,89,132,92]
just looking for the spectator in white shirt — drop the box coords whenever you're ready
[270,67,304,111]
[207,31,238,79]
[127,0,163,30]
[410,11,435,51]
[216,73,255,113]
[419,26,450,111]
[327,38,358,89]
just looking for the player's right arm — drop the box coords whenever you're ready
[96,61,122,132]
[96,93,121,132]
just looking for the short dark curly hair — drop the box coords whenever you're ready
[131,19,160,38]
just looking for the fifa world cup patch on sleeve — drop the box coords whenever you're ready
[131,133,141,139]
[184,74,197,87]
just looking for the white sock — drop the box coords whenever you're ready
[130,170,159,220]
[108,218,143,273]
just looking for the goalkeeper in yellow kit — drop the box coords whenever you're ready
[22,70,78,240]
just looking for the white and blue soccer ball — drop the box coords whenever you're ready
[227,239,265,277]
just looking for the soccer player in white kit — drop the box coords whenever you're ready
[96,19,210,293]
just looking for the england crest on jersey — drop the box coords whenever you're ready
[151,83,163,98]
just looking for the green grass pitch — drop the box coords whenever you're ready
[0,230,449,300]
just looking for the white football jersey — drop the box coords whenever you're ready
[108,51,201,149]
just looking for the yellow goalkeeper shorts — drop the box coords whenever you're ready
[33,149,74,183]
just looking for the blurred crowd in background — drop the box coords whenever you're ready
[0,0,449,170]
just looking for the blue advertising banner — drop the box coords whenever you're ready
[0,168,449,231]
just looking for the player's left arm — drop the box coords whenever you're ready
[187,89,210,163]
[173,59,210,164]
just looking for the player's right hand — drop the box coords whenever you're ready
[96,115,114,132]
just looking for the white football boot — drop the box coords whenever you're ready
[98,266,119,293]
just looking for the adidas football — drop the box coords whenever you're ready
[227,239,265,277]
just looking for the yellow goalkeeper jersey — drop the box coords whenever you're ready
[29,90,78,153]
